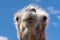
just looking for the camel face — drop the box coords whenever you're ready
[14,4,49,40]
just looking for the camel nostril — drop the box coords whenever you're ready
[31,8,36,12]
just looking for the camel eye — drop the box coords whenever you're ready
[43,16,47,21]
[16,17,19,22]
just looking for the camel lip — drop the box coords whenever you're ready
[27,20,33,23]
[22,17,35,21]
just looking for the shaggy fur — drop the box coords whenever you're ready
[14,4,49,40]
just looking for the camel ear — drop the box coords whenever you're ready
[14,13,21,22]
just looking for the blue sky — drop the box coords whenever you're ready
[0,0,60,40]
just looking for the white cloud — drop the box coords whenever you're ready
[47,6,60,14]
[57,16,60,19]
[0,36,8,40]
[52,22,57,26]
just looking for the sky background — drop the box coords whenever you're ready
[0,0,60,40]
